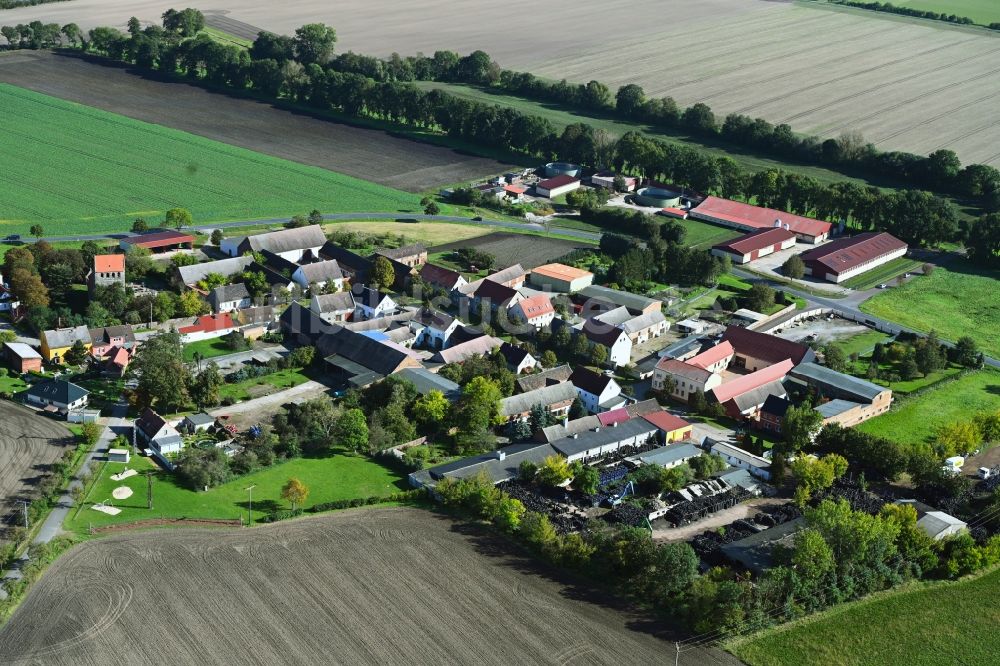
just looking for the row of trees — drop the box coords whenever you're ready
[311,43,1000,212]
[63,11,972,249]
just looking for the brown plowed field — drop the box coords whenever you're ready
[0,402,73,543]
[0,508,733,665]
[0,51,511,192]
[432,232,588,270]
[0,1,997,165]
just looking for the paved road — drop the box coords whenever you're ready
[14,212,603,245]
[33,401,129,544]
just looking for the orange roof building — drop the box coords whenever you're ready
[529,263,594,292]
[88,253,126,293]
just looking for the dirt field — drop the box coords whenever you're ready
[0,2,997,165]
[432,232,588,270]
[0,402,73,542]
[0,508,732,665]
[0,51,511,192]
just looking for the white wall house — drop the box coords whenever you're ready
[711,441,772,480]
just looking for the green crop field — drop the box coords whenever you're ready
[66,450,408,530]
[894,0,1000,25]
[857,369,1000,445]
[0,84,423,236]
[841,256,925,290]
[732,566,1000,666]
[414,82,876,188]
[861,264,1000,358]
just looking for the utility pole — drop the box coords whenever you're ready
[245,484,256,526]
[131,421,136,457]
[674,642,680,666]
[146,471,153,510]
[14,499,29,529]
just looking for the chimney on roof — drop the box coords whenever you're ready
[784,223,790,231]
[612,421,619,427]
[774,218,782,228]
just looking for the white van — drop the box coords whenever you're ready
[979,467,992,480]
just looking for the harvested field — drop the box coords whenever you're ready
[0,402,73,543]
[0,50,511,194]
[431,232,589,270]
[0,508,727,665]
[325,220,492,246]
[1,2,998,165]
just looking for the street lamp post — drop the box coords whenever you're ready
[245,484,256,526]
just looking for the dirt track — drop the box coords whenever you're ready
[0,402,73,542]
[0,508,736,665]
[0,51,511,192]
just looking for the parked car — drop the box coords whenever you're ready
[4,234,20,241]
[979,467,992,480]
[877,283,888,289]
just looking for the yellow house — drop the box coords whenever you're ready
[40,325,91,363]
[642,411,694,443]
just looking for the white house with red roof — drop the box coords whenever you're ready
[510,293,555,330]
[178,313,237,343]
[535,174,581,199]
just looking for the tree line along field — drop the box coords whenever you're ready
[892,0,1000,25]
[857,368,1000,446]
[1,0,998,166]
[731,566,1000,666]
[0,83,426,236]
[860,264,1000,359]
[1,508,696,665]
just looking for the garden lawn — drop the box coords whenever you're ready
[857,369,1000,446]
[840,256,924,290]
[182,337,236,362]
[831,329,892,357]
[65,450,407,530]
[682,218,741,249]
[860,264,1000,358]
[0,84,422,236]
[731,566,1000,666]
[894,0,1000,25]
[218,367,310,402]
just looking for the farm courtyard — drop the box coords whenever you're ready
[1,0,998,165]
[0,508,719,664]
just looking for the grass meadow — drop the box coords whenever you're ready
[840,256,924,290]
[860,263,1000,358]
[894,0,1000,25]
[0,84,423,236]
[731,566,1000,666]
[857,369,1000,446]
[66,450,407,530]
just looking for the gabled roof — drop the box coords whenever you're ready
[598,407,632,427]
[105,346,131,369]
[432,335,503,364]
[582,318,629,347]
[633,443,701,467]
[295,260,344,283]
[375,244,426,261]
[413,307,455,331]
[311,291,355,313]
[517,364,573,393]
[93,254,125,273]
[499,341,533,367]
[515,293,554,319]
[721,326,814,366]
[280,302,339,342]
[317,327,419,377]
[42,325,90,349]
[472,279,519,304]
[593,306,632,327]
[486,264,525,286]
[319,243,373,276]
[396,367,461,399]
[122,229,195,249]
[26,379,88,405]
[89,325,136,346]
[692,196,832,239]
[687,341,735,370]
[419,263,465,290]
[799,232,907,275]
[712,227,796,255]
[259,249,300,276]
[177,256,253,286]
[500,382,577,417]
[531,263,593,283]
[423,442,560,485]
[209,283,250,305]
[577,285,658,313]
[620,310,667,335]
[642,411,693,434]
[550,417,657,458]
[729,380,786,413]
[537,174,579,189]
[4,342,41,360]
[711,359,794,404]
[354,286,394,309]
[790,362,888,403]
[136,407,169,439]
[539,415,601,442]
[654,358,713,383]
[243,225,326,254]
[761,394,792,419]
[178,313,235,335]
[569,366,617,396]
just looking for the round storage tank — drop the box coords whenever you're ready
[544,162,581,178]
[634,186,682,208]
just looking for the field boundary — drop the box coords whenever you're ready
[90,517,242,534]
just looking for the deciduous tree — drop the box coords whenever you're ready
[281,477,309,512]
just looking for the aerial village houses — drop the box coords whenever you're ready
[710,228,797,265]
[499,342,537,374]
[25,379,89,416]
[309,292,355,324]
[353,287,397,320]
[208,283,251,313]
[135,407,184,455]
[509,293,555,330]
[87,253,126,294]
[374,244,427,268]
[569,366,626,414]
[710,360,793,419]
[220,225,327,262]
[641,411,694,444]
[592,306,670,345]
[576,285,661,316]
[690,197,832,244]
[40,325,91,363]
[499,382,577,423]
[4,342,42,373]
[789,362,893,426]
[529,263,594,293]
[798,232,908,283]
[178,313,237,343]
[291,260,345,292]
[319,243,372,284]
[412,308,459,350]
[176,256,253,289]
[419,263,467,293]
[431,335,503,365]
[581,319,633,367]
